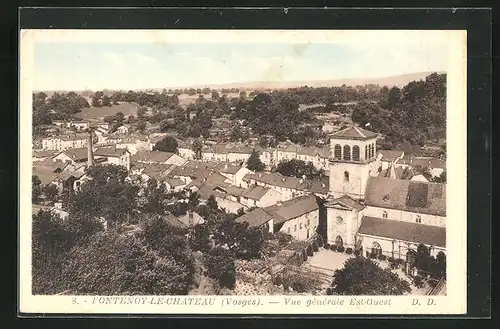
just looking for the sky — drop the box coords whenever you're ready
[33,41,449,91]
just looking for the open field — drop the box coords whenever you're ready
[75,102,138,120]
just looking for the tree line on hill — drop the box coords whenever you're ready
[350,73,446,149]
[32,92,89,126]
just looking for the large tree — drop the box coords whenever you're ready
[68,164,138,227]
[32,175,42,203]
[204,247,236,289]
[153,136,179,153]
[275,159,324,179]
[61,225,193,295]
[328,257,412,295]
[246,150,265,172]
[191,139,203,160]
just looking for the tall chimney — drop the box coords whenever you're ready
[87,129,94,167]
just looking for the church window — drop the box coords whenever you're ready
[287,227,290,233]
[294,224,297,232]
[336,216,344,225]
[343,145,351,161]
[352,145,360,161]
[334,144,342,159]
[382,210,388,218]
[344,171,349,182]
[371,241,383,258]
[416,215,422,223]
[335,235,344,248]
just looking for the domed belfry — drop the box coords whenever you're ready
[328,125,379,200]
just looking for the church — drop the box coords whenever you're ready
[325,126,446,260]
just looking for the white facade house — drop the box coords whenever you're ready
[236,194,319,241]
[94,147,131,171]
[42,134,88,151]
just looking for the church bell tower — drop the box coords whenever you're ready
[328,125,379,201]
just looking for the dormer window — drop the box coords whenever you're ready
[344,171,349,182]
[416,215,422,223]
[383,194,390,202]
[382,210,388,218]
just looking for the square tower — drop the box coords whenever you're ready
[328,125,379,200]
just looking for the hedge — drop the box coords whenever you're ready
[324,243,330,249]
[330,245,337,251]
[337,246,345,253]
[345,247,353,254]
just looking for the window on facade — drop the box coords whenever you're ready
[336,216,343,225]
[300,223,303,229]
[344,171,349,182]
[294,225,297,232]
[287,227,290,233]
[334,144,342,159]
[416,215,422,223]
[307,218,310,226]
[365,145,368,159]
[371,241,382,258]
[343,145,351,161]
[352,145,360,161]
[382,211,388,218]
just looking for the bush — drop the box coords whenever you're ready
[306,246,314,257]
[396,258,405,265]
[330,245,337,251]
[427,279,438,289]
[388,257,395,263]
[354,250,361,257]
[313,243,319,252]
[324,243,331,249]
[379,254,387,261]
[345,248,353,255]
[413,275,425,289]
[337,246,345,253]
[369,252,377,259]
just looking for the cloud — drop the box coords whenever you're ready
[130,52,158,66]
[102,51,127,69]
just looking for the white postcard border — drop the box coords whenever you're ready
[19,29,467,315]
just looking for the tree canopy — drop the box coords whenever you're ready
[275,159,324,179]
[153,136,179,153]
[246,150,265,172]
[328,257,412,295]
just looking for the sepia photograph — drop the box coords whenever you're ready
[19,29,467,315]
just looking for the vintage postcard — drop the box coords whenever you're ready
[19,29,467,315]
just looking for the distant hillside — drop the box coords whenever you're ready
[36,71,444,94]
[173,71,444,91]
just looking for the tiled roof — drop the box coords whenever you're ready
[196,183,225,201]
[59,133,88,141]
[94,147,127,158]
[358,216,446,247]
[331,125,379,140]
[214,162,242,174]
[62,147,88,161]
[264,194,319,224]
[327,195,365,211]
[33,150,57,158]
[241,185,270,201]
[143,163,176,181]
[378,150,404,162]
[235,208,275,227]
[165,178,186,187]
[365,177,446,216]
[243,172,329,194]
[33,159,66,173]
[132,150,175,163]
